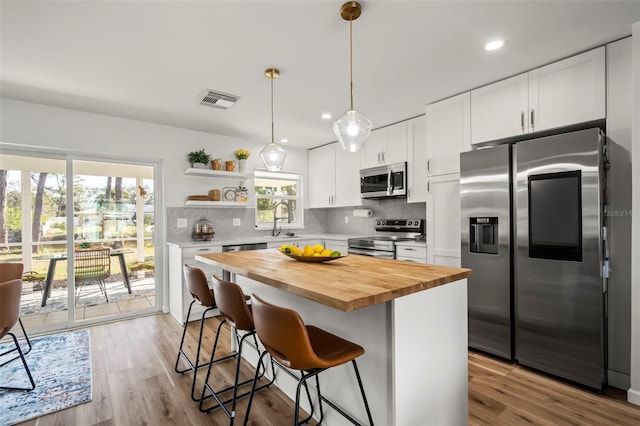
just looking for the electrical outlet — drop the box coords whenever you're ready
[177,218,188,228]
[233,218,241,227]
[344,216,349,224]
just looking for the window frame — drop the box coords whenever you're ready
[254,170,304,230]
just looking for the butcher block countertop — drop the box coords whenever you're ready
[195,249,472,312]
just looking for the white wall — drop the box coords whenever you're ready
[0,98,309,208]
[629,21,640,407]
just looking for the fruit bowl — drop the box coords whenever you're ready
[281,252,348,263]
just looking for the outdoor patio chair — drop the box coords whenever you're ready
[0,278,36,391]
[0,263,33,363]
[74,248,111,305]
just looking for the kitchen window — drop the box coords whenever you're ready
[254,170,304,230]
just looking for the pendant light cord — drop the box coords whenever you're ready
[270,74,275,144]
[349,14,354,111]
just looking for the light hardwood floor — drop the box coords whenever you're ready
[17,313,640,425]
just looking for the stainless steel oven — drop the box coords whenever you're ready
[348,219,424,258]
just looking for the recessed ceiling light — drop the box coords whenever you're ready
[321,113,332,120]
[280,138,288,144]
[485,39,505,51]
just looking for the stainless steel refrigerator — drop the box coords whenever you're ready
[460,127,607,390]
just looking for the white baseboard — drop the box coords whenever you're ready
[608,369,630,390]
[628,388,640,406]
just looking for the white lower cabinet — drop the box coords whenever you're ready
[396,243,427,263]
[426,174,461,267]
[168,243,223,324]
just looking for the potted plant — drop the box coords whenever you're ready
[188,148,211,168]
[234,149,251,173]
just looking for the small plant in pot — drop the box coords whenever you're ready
[188,148,211,168]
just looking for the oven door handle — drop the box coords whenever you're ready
[387,170,393,195]
[348,247,395,259]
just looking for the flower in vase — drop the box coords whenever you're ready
[234,149,251,160]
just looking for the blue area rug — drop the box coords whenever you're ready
[0,329,92,425]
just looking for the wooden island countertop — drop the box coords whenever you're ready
[195,248,472,312]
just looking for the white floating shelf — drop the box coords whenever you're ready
[184,200,250,208]
[184,168,253,179]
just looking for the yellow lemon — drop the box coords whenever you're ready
[302,246,315,257]
[320,249,333,257]
[313,244,324,253]
[289,246,301,255]
[313,253,321,257]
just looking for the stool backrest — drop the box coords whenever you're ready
[183,264,215,307]
[0,279,22,340]
[212,277,253,331]
[250,294,318,370]
[0,262,24,281]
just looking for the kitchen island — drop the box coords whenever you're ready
[196,249,472,426]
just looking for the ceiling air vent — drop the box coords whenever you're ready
[198,89,240,110]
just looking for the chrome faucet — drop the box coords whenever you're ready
[272,200,289,237]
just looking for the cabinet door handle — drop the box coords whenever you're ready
[377,152,381,163]
[530,108,535,130]
[408,188,412,199]
[427,159,431,173]
[520,110,525,131]
[382,152,385,163]
[427,180,431,194]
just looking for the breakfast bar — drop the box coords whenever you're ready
[196,249,472,425]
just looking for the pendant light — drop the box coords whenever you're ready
[260,68,287,171]
[333,1,372,153]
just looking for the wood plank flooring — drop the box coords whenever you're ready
[16,313,640,425]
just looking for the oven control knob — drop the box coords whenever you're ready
[381,220,386,225]
[408,220,414,226]
[376,220,381,226]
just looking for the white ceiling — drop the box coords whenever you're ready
[2,1,639,150]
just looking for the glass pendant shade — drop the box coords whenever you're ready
[333,109,372,152]
[259,142,287,171]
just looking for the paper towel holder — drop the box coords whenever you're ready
[353,208,373,218]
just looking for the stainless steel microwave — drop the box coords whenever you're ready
[360,162,407,199]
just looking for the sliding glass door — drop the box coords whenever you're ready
[0,151,160,333]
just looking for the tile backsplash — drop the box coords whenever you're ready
[167,199,425,242]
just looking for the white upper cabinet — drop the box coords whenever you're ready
[471,73,529,144]
[529,46,605,132]
[471,47,605,145]
[308,143,361,209]
[361,121,408,169]
[407,115,427,203]
[308,144,334,208]
[426,92,471,176]
[334,143,363,208]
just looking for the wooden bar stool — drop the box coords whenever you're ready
[174,264,235,401]
[245,294,374,426]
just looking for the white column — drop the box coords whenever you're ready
[629,20,640,407]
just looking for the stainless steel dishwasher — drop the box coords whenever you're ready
[221,242,267,252]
